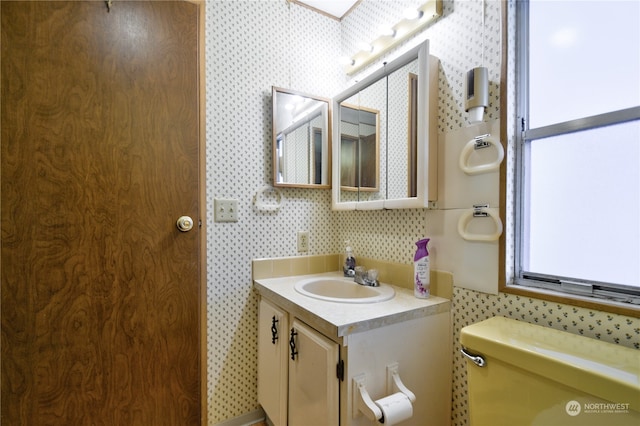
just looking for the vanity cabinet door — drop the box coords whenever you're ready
[288,319,340,426]
[257,298,289,426]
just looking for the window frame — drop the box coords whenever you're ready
[500,0,640,318]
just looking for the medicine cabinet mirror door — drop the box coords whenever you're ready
[272,87,331,188]
[332,40,438,210]
[338,84,383,206]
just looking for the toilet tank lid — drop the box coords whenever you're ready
[460,316,640,411]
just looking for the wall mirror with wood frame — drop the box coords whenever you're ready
[272,87,331,188]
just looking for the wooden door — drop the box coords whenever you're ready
[1,1,202,424]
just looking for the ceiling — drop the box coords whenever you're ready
[294,0,360,20]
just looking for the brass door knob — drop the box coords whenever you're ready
[176,216,194,232]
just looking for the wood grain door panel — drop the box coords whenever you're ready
[1,1,202,424]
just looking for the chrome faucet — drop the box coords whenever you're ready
[354,266,379,287]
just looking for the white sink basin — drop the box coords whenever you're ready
[294,277,395,304]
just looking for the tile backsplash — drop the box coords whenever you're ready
[252,254,453,299]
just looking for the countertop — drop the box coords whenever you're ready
[254,271,451,343]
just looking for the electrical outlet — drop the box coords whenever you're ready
[214,198,238,222]
[297,231,309,252]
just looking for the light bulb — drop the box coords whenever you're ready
[357,42,373,53]
[378,25,396,37]
[403,8,423,20]
[339,56,355,66]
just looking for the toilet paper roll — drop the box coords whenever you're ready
[375,392,413,425]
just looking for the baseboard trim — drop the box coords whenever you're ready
[215,408,266,426]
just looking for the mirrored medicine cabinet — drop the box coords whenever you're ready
[332,40,439,210]
[271,40,438,210]
[272,87,331,189]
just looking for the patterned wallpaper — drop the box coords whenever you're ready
[206,1,639,425]
[207,1,340,423]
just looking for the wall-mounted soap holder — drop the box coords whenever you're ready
[254,185,283,212]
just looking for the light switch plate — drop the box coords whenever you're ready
[214,198,238,222]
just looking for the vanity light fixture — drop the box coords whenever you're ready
[342,0,442,76]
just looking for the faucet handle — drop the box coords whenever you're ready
[364,269,379,287]
[354,266,366,284]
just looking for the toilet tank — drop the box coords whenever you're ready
[460,316,640,426]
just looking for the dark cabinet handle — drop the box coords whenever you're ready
[271,316,279,344]
[289,328,298,360]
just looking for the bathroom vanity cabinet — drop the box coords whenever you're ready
[258,298,339,425]
[255,272,453,426]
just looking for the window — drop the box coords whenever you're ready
[514,0,640,306]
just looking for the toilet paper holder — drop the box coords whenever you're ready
[353,362,416,422]
[386,362,415,403]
